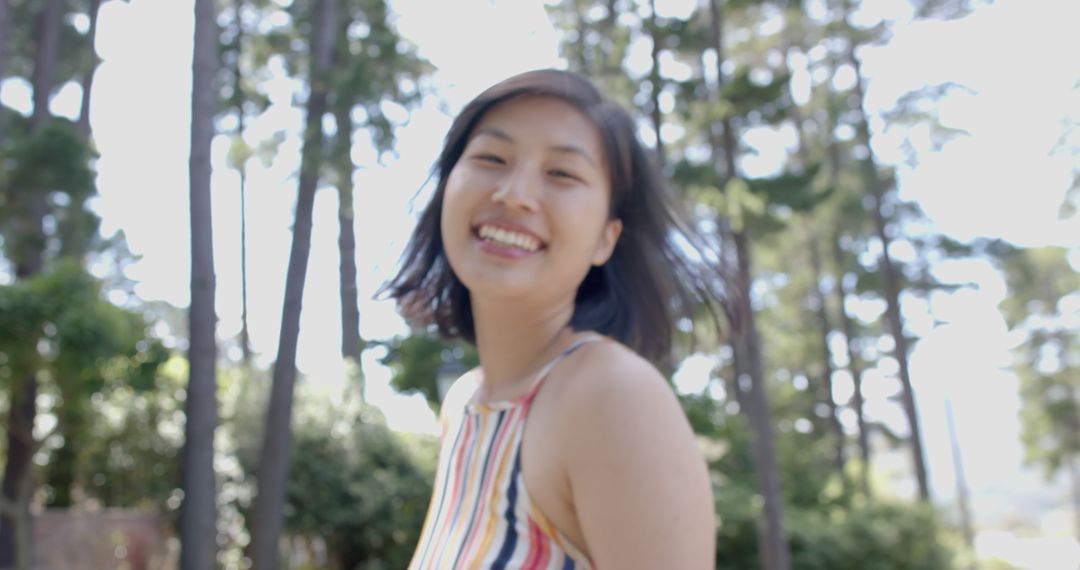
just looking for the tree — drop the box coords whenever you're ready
[248,0,430,561]
[219,0,281,368]
[76,0,103,136]
[0,0,11,140]
[997,246,1080,542]
[250,0,339,566]
[327,0,429,383]
[377,332,479,414]
[686,382,959,569]
[832,230,874,496]
[0,261,167,510]
[705,0,790,566]
[234,401,435,569]
[839,1,930,500]
[550,1,795,566]
[769,10,851,491]
[545,0,634,99]
[224,0,255,365]
[828,0,986,503]
[0,1,64,566]
[179,0,221,567]
[645,0,667,166]
[334,101,362,371]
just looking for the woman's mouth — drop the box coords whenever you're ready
[473,223,544,254]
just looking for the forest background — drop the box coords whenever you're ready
[0,0,1077,569]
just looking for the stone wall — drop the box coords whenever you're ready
[32,511,174,570]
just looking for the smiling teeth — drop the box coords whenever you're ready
[478,225,541,252]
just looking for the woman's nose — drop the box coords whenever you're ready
[491,167,540,211]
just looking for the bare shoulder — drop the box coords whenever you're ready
[558,339,682,428]
[555,339,715,569]
[438,367,481,422]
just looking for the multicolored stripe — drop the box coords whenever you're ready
[409,341,597,570]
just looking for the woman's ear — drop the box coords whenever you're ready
[592,218,623,266]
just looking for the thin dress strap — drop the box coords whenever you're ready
[521,335,603,405]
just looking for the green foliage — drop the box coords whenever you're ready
[283,412,436,569]
[378,333,479,413]
[1018,365,1080,478]
[0,0,97,85]
[679,166,828,236]
[0,259,163,383]
[882,83,972,158]
[0,119,94,198]
[0,259,169,507]
[997,246,1080,327]
[907,0,983,20]
[77,355,187,510]
[786,501,956,569]
[545,0,635,102]
[682,393,958,569]
[0,120,96,267]
[993,245,1079,506]
[334,0,431,141]
[230,391,436,570]
[1001,248,1079,479]
[744,164,829,213]
[720,66,792,124]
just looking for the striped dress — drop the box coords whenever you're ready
[408,339,599,570]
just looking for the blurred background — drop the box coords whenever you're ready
[0,0,1077,568]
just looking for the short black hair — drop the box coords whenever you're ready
[381,69,733,363]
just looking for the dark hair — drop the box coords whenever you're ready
[381,69,733,363]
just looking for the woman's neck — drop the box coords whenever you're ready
[470,297,577,404]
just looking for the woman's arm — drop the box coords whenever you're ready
[561,343,716,569]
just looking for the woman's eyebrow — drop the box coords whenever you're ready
[473,126,598,168]
[473,126,513,143]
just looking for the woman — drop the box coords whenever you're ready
[385,69,729,569]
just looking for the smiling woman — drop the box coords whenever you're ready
[382,69,732,569]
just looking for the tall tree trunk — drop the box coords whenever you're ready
[945,398,977,569]
[570,0,589,73]
[731,233,790,570]
[43,398,82,508]
[832,236,872,497]
[598,0,620,78]
[239,148,252,365]
[808,235,847,484]
[781,18,847,488]
[77,0,102,137]
[334,104,362,374]
[43,0,106,506]
[0,0,12,141]
[819,71,874,497]
[708,1,790,568]
[646,0,665,167]
[840,0,930,501]
[179,0,220,568]
[28,1,60,133]
[0,2,62,567]
[1062,379,1080,544]
[233,0,253,366]
[0,375,38,570]
[250,0,338,567]
[1069,455,1080,545]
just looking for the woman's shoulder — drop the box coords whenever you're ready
[551,337,714,567]
[438,367,481,421]
[555,337,683,429]
[562,337,670,398]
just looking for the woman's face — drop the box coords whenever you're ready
[440,95,622,308]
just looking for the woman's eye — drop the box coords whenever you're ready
[475,154,505,164]
[549,169,580,181]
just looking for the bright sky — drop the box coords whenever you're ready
[2,0,1078,565]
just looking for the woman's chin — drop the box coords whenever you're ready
[462,280,538,304]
